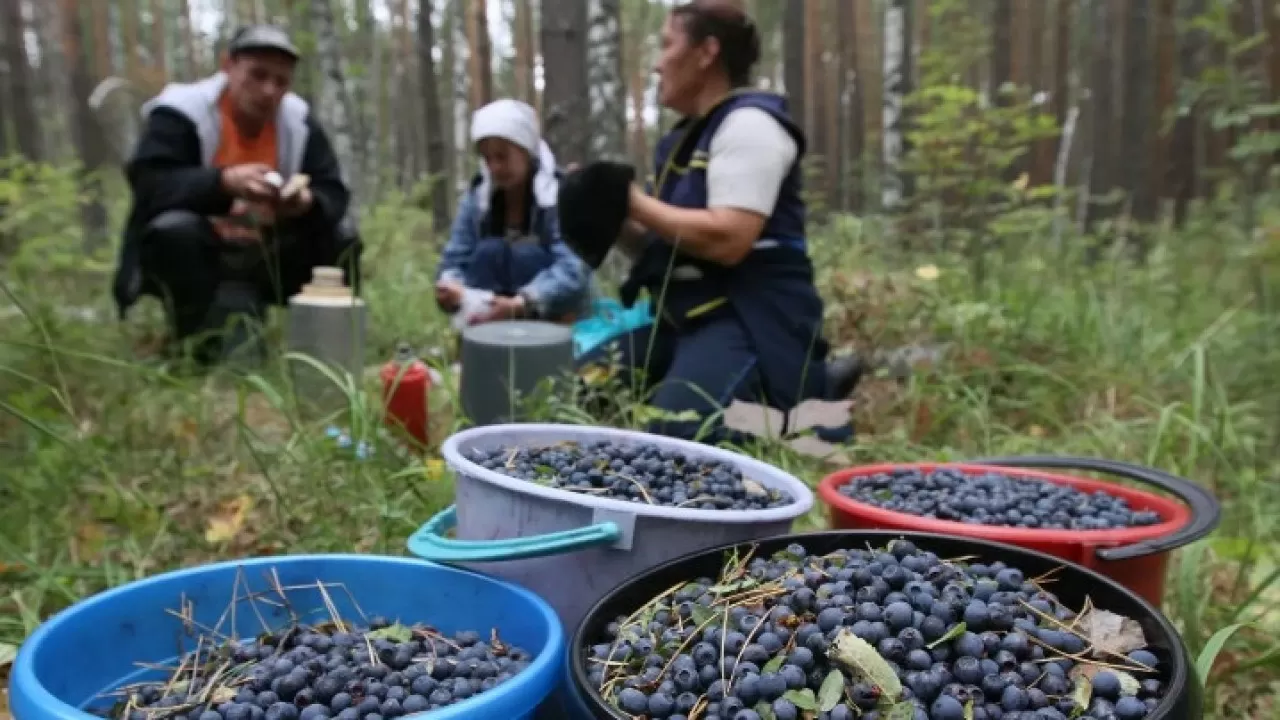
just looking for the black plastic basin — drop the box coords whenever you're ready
[571,530,1203,720]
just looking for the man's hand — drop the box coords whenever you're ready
[220,163,280,203]
[477,295,527,323]
[435,279,464,312]
[277,186,314,219]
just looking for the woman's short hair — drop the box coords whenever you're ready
[670,0,761,88]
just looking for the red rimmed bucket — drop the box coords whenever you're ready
[817,456,1221,607]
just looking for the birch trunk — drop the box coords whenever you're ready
[311,0,362,201]
[881,0,907,210]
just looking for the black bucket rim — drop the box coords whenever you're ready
[571,529,1202,720]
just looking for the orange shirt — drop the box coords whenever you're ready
[211,92,279,242]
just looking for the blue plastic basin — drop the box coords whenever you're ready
[10,554,565,720]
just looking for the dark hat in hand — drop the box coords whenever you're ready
[557,161,636,270]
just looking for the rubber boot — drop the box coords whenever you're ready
[815,353,863,444]
[824,353,865,400]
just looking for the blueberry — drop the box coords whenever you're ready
[329,692,355,713]
[265,703,298,720]
[884,601,914,631]
[1089,697,1117,717]
[1111,696,1152,717]
[757,673,787,701]
[953,632,985,659]
[1001,685,1030,711]
[964,600,990,629]
[1091,670,1123,700]
[905,649,932,671]
[1128,649,1159,670]
[780,664,806,690]
[298,705,329,720]
[617,688,648,715]
[734,673,761,705]
[931,695,965,720]
[995,568,1024,590]
[817,607,844,632]
[953,656,983,684]
[772,698,799,720]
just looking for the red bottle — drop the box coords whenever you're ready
[381,343,431,448]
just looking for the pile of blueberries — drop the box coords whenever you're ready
[838,468,1164,530]
[585,540,1166,720]
[467,440,794,510]
[106,618,533,720]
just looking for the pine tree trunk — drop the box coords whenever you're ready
[513,0,537,106]
[587,0,626,162]
[1,0,43,160]
[466,0,494,112]
[91,1,113,78]
[541,0,590,165]
[417,0,452,231]
[178,0,197,79]
[624,0,652,170]
[59,0,111,250]
[782,1,805,133]
[31,0,71,161]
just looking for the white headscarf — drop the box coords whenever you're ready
[470,98,559,211]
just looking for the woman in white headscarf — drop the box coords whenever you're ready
[434,99,592,325]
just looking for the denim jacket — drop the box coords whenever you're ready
[436,173,592,320]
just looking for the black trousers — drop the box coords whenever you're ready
[138,210,360,341]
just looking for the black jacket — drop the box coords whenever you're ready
[112,106,351,318]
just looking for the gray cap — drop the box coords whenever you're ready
[228,25,300,60]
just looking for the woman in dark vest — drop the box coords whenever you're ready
[561,0,860,442]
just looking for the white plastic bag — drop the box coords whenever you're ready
[451,287,495,330]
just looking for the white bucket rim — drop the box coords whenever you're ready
[441,423,816,524]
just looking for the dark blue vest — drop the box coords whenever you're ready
[650,92,807,249]
[629,90,829,409]
[461,174,558,300]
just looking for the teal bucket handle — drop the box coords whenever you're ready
[406,505,624,563]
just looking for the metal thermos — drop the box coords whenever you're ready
[286,267,367,413]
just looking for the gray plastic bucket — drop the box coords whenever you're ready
[406,423,814,634]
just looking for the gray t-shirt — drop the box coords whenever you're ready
[706,107,799,217]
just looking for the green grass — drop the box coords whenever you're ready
[1,174,1279,718]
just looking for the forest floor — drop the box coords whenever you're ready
[1,190,1279,718]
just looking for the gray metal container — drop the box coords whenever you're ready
[458,321,574,426]
[285,267,367,414]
